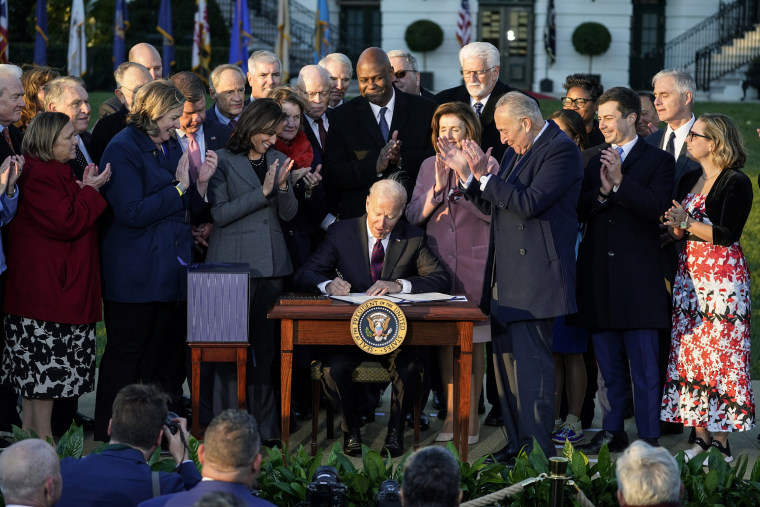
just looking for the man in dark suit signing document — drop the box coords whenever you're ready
[295,179,450,458]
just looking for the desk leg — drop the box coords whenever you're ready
[281,319,294,457]
[191,347,201,436]
[236,347,247,410]
[456,321,473,462]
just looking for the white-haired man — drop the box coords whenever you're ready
[44,76,94,181]
[435,41,532,163]
[0,439,62,507]
[247,50,282,100]
[208,64,247,128]
[615,440,683,506]
[318,52,352,108]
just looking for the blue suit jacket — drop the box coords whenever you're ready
[464,120,583,322]
[138,479,275,507]
[100,126,206,302]
[57,446,201,507]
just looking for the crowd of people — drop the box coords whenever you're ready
[0,37,754,489]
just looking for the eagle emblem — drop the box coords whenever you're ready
[365,312,392,341]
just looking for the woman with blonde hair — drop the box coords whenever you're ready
[661,113,754,464]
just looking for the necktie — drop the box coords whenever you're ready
[665,131,676,157]
[314,117,327,149]
[370,239,384,283]
[473,102,483,117]
[74,145,88,169]
[187,132,202,183]
[2,128,14,154]
[229,118,238,129]
[378,107,390,143]
[616,146,624,161]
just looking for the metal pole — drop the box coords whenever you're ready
[548,457,568,507]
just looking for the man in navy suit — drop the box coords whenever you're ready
[295,179,450,457]
[207,64,247,132]
[646,69,700,193]
[443,91,583,460]
[575,87,674,454]
[57,385,201,507]
[90,62,153,165]
[323,47,435,220]
[139,410,274,507]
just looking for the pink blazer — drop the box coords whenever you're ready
[405,155,498,303]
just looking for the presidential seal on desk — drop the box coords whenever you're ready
[350,299,407,355]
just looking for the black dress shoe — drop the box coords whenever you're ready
[405,412,429,431]
[660,421,684,435]
[0,437,11,449]
[484,407,503,427]
[74,411,94,431]
[343,430,362,456]
[382,428,404,458]
[577,430,629,454]
[436,406,447,420]
[432,391,444,410]
[292,409,312,421]
[640,437,659,447]
[262,439,282,449]
[483,445,518,465]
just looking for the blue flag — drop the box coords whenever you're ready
[229,0,252,73]
[314,0,330,63]
[113,0,129,70]
[157,0,174,76]
[34,0,47,65]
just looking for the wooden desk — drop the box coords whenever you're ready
[268,300,486,461]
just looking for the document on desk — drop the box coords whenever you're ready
[329,293,468,304]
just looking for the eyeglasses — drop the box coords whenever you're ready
[393,70,416,79]
[459,66,495,79]
[299,89,330,100]
[560,97,593,108]
[687,130,711,141]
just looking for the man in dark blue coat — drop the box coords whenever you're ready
[57,385,201,507]
[442,91,583,459]
[575,87,674,454]
[139,410,274,507]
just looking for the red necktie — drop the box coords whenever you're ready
[2,129,14,154]
[314,117,327,149]
[370,239,384,283]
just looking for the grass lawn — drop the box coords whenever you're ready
[87,93,760,377]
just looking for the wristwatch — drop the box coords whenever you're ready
[395,279,404,291]
[679,216,691,230]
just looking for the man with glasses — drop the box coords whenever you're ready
[574,87,674,455]
[323,47,435,219]
[436,41,532,163]
[90,62,153,165]
[387,50,435,100]
[561,74,605,147]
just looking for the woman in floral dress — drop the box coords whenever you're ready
[661,113,754,463]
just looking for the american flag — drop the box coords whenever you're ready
[456,0,472,48]
[0,0,8,64]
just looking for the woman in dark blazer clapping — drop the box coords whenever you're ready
[206,98,295,444]
[94,80,216,441]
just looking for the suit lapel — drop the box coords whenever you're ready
[356,98,386,148]
[480,80,506,127]
[389,90,410,135]
[357,216,373,288]
[621,137,647,173]
[504,120,554,182]
[382,226,407,280]
[228,151,262,189]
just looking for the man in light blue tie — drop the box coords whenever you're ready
[323,47,436,220]
[574,87,675,454]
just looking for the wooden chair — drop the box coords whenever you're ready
[309,360,423,456]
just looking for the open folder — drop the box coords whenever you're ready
[329,292,468,304]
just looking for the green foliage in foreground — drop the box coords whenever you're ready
[6,427,760,506]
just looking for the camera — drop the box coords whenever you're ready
[302,465,347,507]
[161,411,181,451]
[375,480,402,507]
